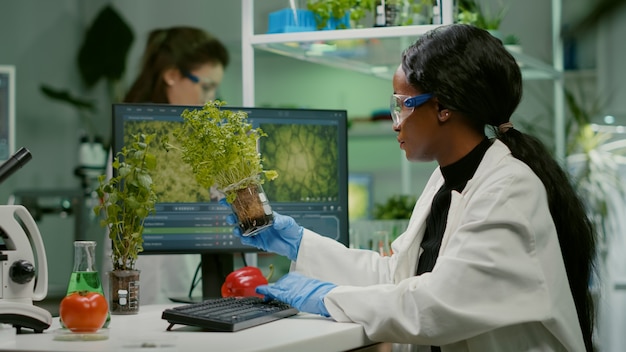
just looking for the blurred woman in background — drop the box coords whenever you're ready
[104,26,230,305]
[124,26,229,104]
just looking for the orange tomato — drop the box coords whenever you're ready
[59,291,108,332]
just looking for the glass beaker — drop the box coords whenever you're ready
[62,240,110,328]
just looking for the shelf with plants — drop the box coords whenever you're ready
[242,0,562,92]
[249,25,444,80]
[250,30,560,81]
[241,0,457,106]
[241,0,565,188]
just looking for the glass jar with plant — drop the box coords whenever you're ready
[94,133,158,314]
[164,100,278,236]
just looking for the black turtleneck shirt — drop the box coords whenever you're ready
[416,138,492,352]
[416,138,492,275]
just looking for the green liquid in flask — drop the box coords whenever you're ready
[66,271,103,293]
[61,241,111,329]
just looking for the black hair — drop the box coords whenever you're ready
[402,24,596,351]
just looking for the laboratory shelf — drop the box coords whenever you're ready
[241,0,565,191]
[250,24,560,81]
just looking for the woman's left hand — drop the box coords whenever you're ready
[256,272,336,317]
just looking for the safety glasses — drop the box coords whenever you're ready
[183,71,218,98]
[390,93,433,126]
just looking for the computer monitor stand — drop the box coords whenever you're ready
[169,253,235,303]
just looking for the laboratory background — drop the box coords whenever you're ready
[1,0,625,350]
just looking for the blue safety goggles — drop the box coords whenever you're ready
[390,93,433,126]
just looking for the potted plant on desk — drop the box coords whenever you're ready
[164,100,278,236]
[94,133,158,314]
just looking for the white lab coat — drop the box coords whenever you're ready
[291,140,586,352]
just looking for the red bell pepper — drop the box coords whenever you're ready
[221,265,274,298]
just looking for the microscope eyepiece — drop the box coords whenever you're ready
[0,147,32,184]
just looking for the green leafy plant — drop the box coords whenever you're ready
[350,0,377,25]
[457,0,508,30]
[373,194,416,220]
[94,133,158,271]
[307,0,351,29]
[307,0,377,29]
[503,34,520,45]
[305,0,431,29]
[564,88,626,247]
[164,100,278,203]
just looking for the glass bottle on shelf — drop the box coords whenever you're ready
[375,0,434,27]
[62,240,110,328]
[374,1,386,27]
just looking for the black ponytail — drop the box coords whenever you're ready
[498,128,596,352]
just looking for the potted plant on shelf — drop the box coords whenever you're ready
[457,0,508,39]
[306,0,378,29]
[94,133,158,314]
[164,100,278,236]
[503,34,522,53]
[373,194,416,220]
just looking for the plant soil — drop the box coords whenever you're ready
[108,270,140,315]
[231,184,273,236]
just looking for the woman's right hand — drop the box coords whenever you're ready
[220,199,303,261]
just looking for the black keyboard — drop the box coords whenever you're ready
[162,296,299,332]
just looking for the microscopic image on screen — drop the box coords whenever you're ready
[259,123,339,204]
[123,120,211,203]
[113,103,349,256]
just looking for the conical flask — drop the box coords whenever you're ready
[62,240,110,328]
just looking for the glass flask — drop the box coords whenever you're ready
[62,240,110,328]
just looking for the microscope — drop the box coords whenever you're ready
[0,147,52,333]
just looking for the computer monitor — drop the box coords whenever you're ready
[0,65,15,162]
[112,103,349,299]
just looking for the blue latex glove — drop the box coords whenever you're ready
[256,272,336,317]
[220,198,303,261]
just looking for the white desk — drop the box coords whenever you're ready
[1,304,375,352]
